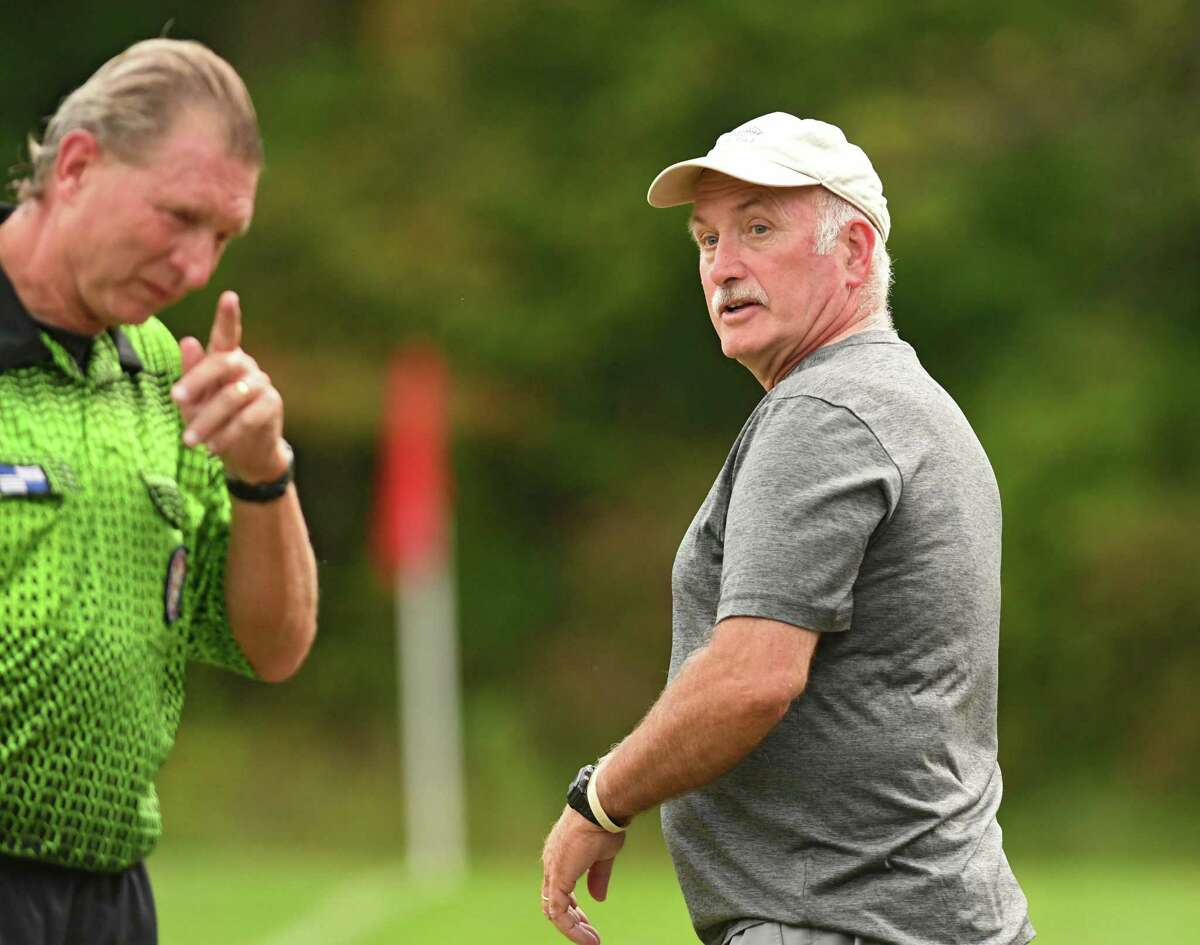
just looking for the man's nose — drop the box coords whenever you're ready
[708,239,748,285]
[173,235,218,292]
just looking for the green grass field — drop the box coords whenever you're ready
[150,844,1200,944]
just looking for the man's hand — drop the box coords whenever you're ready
[172,290,288,483]
[541,807,625,945]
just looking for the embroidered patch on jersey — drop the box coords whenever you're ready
[0,464,51,496]
[164,545,187,624]
[142,472,188,531]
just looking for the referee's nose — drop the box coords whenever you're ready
[172,232,220,294]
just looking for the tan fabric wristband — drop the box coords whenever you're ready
[586,762,627,834]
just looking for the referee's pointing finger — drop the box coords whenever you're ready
[208,290,242,353]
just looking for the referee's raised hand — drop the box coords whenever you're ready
[172,290,290,485]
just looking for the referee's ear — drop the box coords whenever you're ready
[51,129,103,202]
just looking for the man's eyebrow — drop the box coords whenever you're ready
[735,195,771,214]
[687,195,774,238]
[163,197,252,237]
[213,205,254,237]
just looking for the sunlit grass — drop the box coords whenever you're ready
[151,842,1200,945]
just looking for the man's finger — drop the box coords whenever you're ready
[549,903,600,945]
[567,895,596,929]
[173,350,256,408]
[182,376,267,450]
[545,882,573,922]
[541,877,554,918]
[208,290,242,353]
[587,857,616,902]
[179,336,205,375]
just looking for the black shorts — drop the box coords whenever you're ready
[0,854,157,945]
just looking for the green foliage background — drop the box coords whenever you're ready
[3,0,1198,866]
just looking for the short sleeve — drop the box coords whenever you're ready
[127,316,257,677]
[179,438,257,677]
[717,395,902,633]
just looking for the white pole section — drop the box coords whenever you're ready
[397,545,466,877]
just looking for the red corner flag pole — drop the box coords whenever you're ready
[372,346,466,877]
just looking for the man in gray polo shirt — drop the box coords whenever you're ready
[540,113,1034,945]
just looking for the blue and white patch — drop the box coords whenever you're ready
[0,464,51,496]
[164,545,187,624]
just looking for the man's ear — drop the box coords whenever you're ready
[52,129,103,201]
[843,218,876,289]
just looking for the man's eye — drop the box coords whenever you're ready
[750,223,770,235]
[168,209,197,226]
[699,234,718,248]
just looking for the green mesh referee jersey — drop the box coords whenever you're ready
[0,256,254,872]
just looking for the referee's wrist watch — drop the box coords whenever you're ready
[226,440,294,503]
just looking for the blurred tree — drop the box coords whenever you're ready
[4,0,1198,843]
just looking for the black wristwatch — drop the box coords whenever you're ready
[226,441,294,503]
[566,764,602,828]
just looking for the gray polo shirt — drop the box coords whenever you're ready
[663,331,1033,945]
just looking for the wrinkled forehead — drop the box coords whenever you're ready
[141,126,260,233]
[689,173,816,227]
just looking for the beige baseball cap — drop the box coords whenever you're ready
[646,112,890,242]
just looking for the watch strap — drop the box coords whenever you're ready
[587,761,627,834]
[226,441,294,503]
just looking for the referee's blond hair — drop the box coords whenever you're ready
[16,38,261,201]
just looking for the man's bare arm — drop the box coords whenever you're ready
[225,485,317,681]
[540,615,818,941]
[597,615,819,822]
[173,291,318,682]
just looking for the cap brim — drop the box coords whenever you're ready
[646,156,823,207]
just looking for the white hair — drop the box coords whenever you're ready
[15,38,261,202]
[811,187,893,327]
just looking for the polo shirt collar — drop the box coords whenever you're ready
[0,203,142,375]
[0,262,51,371]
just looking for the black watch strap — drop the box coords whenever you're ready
[566,764,602,827]
[226,441,294,503]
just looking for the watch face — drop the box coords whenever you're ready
[566,765,601,828]
[568,764,595,799]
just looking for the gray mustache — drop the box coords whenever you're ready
[712,285,769,311]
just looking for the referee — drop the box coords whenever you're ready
[0,39,318,943]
